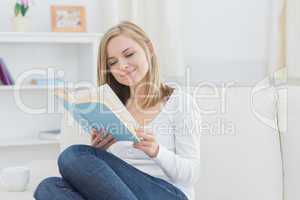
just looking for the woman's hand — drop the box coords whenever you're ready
[133,129,159,158]
[90,128,116,150]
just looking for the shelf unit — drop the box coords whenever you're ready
[0,32,102,149]
[0,138,60,147]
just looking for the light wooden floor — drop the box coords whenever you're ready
[0,160,59,200]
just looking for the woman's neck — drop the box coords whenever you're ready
[128,84,147,107]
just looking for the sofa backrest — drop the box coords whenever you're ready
[277,85,299,200]
[189,84,282,200]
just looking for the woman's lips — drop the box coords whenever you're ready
[121,68,136,77]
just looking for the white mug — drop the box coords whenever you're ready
[0,166,30,192]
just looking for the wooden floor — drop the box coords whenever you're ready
[0,159,59,200]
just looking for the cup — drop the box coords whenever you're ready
[0,166,30,192]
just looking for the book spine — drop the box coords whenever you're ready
[0,58,14,85]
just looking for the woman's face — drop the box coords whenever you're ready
[106,34,150,87]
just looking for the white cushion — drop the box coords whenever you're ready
[189,85,282,200]
[278,85,300,200]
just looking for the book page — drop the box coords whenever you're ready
[55,84,140,137]
[100,85,140,134]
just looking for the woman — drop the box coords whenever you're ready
[34,21,201,200]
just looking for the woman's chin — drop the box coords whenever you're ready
[117,78,138,86]
[119,77,146,87]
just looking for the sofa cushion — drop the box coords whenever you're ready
[190,84,282,200]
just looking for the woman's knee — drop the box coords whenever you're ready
[58,145,94,173]
[34,177,60,199]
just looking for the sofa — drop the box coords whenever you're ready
[1,83,296,200]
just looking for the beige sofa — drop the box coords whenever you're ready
[1,84,292,200]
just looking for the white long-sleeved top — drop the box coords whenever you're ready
[108,87,201,200]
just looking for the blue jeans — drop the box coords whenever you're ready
[34,144,188,200]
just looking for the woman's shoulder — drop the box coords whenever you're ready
[163,85,199,114]
[169,85,196,102]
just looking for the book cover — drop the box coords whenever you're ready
[0,58,14,85]
[38,129,61,140]
[38,132,61,140]
[55,84,140,143]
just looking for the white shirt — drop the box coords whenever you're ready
[108,87,201,200]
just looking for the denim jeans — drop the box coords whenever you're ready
[34,144,188,200]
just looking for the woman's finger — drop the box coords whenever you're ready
[92,134,103,147]
[90,129,97,140]
[95,134,113,148]
[103,139,117,150]
[136,131,154,142]
[91,137,99,146]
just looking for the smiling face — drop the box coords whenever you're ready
[106,34,150,87]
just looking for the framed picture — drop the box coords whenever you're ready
[51,5,86,32]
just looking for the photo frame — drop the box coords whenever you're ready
[51,5,86,32]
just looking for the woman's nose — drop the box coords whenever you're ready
[118,59,129,70]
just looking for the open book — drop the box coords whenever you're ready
[55,84,140,143]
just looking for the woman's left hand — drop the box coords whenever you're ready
[133,129,159,158]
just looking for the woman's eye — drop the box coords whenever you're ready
[108,60,117,66]
[125,52,134,57]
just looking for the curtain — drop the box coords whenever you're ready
[286,0,300,80]
[98,0,185,79]
[269,0,300,81]
[267,0,286,77]
[272,2,300,200]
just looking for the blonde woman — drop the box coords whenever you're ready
[34,21,201,200]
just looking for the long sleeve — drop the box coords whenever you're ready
[151,94,201,186]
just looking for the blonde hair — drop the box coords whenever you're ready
[97,21,173,108]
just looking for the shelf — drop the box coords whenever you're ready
[0,32,103,44]
[0,85,92,91]
[0,85,71,90]
[0,86,67,92]
[0,32,98,143]
[0,138,60,147]
[0,85,55,90]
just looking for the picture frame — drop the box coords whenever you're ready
[51,5,86,32]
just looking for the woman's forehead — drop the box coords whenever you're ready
[107,35,140,55]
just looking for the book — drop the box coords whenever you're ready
[30,78,66,86]
[38,129,61,140]
[0,58,14,85]
[55,84,140,143]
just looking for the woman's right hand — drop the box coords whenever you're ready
[90,128,117,150]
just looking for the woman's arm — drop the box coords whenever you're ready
[152,94,201,185]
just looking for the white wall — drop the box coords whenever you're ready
[0,0,105,33]
[181,0,271,85]
[0,0,273,85]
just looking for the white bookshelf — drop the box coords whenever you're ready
[0,138,60,147]
[0,32,102,149]
[0,32,102,44]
